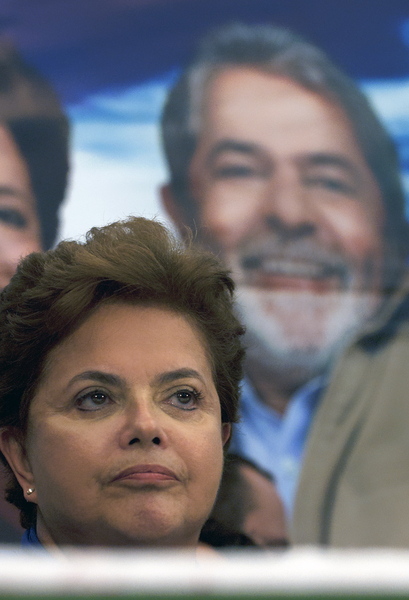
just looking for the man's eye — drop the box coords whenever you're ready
[0,208,27,229]
[306,177,354,194]
[214,165,256,178]
[76,391,111,412]
[168,389,201,411]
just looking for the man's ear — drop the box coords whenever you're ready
[222,423,231,447]
[160,184,188,235]
[0,429,37,503]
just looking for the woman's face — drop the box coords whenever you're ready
[0,124,42,289]
[4,304,230,547]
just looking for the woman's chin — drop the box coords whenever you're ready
[106,515,197,547]
[38,504,203,548]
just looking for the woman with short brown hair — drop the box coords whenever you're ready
[0,216,244,549]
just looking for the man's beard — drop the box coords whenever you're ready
[235,285,381,392]
[221,233,384,393]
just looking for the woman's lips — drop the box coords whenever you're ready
[112,464,180,484]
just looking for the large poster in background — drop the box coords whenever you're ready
[1,0,409,547]
[2,0,406,241]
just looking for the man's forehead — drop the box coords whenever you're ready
[201,67,341,132]
[188,66,384,234]
[202,66,315,114]
[195,68,368,168]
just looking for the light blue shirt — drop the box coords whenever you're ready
[229,376,325,520]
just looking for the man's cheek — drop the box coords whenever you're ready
[320,204,384,260]
[199,187,261,249]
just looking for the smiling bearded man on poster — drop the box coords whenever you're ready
[160,23,409,546]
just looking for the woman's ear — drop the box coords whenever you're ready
[0,428,37,503]
[222,423,231,446]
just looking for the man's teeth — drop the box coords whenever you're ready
[254,258,333,279]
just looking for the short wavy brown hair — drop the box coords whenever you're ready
[0,216,245,528]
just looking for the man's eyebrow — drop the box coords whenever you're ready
[68,371,127,390]
[207,139,260,163]
[154,368,204,386]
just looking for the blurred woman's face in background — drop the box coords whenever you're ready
[5,303,230,547]
[0,124,41,289]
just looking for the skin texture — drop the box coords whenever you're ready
[163,68,385,412]
[0,124,41,288]
[1,304,230,548]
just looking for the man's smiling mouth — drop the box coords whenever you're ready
[240,256,349,291]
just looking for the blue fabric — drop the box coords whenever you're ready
[229,376,325,520]
[21,526,43,548]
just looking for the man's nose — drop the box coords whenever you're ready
[198,169,317,251]
[119,398,168,449]
[262,168,316,241]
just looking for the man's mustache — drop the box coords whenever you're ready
[236,237,351,286]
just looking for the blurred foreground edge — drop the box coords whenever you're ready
[0,547,408,597]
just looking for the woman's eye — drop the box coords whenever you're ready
[168,389,201,411]
[76,391,111,412]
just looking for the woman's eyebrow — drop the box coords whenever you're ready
[68,371,127,389]
[154,368,203,386]
[67,369,204,389]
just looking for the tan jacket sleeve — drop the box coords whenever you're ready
[292,319,409,547]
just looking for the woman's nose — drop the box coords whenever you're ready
[0,237,20,289]
[119,399,168,449]
[128,435,161,446]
